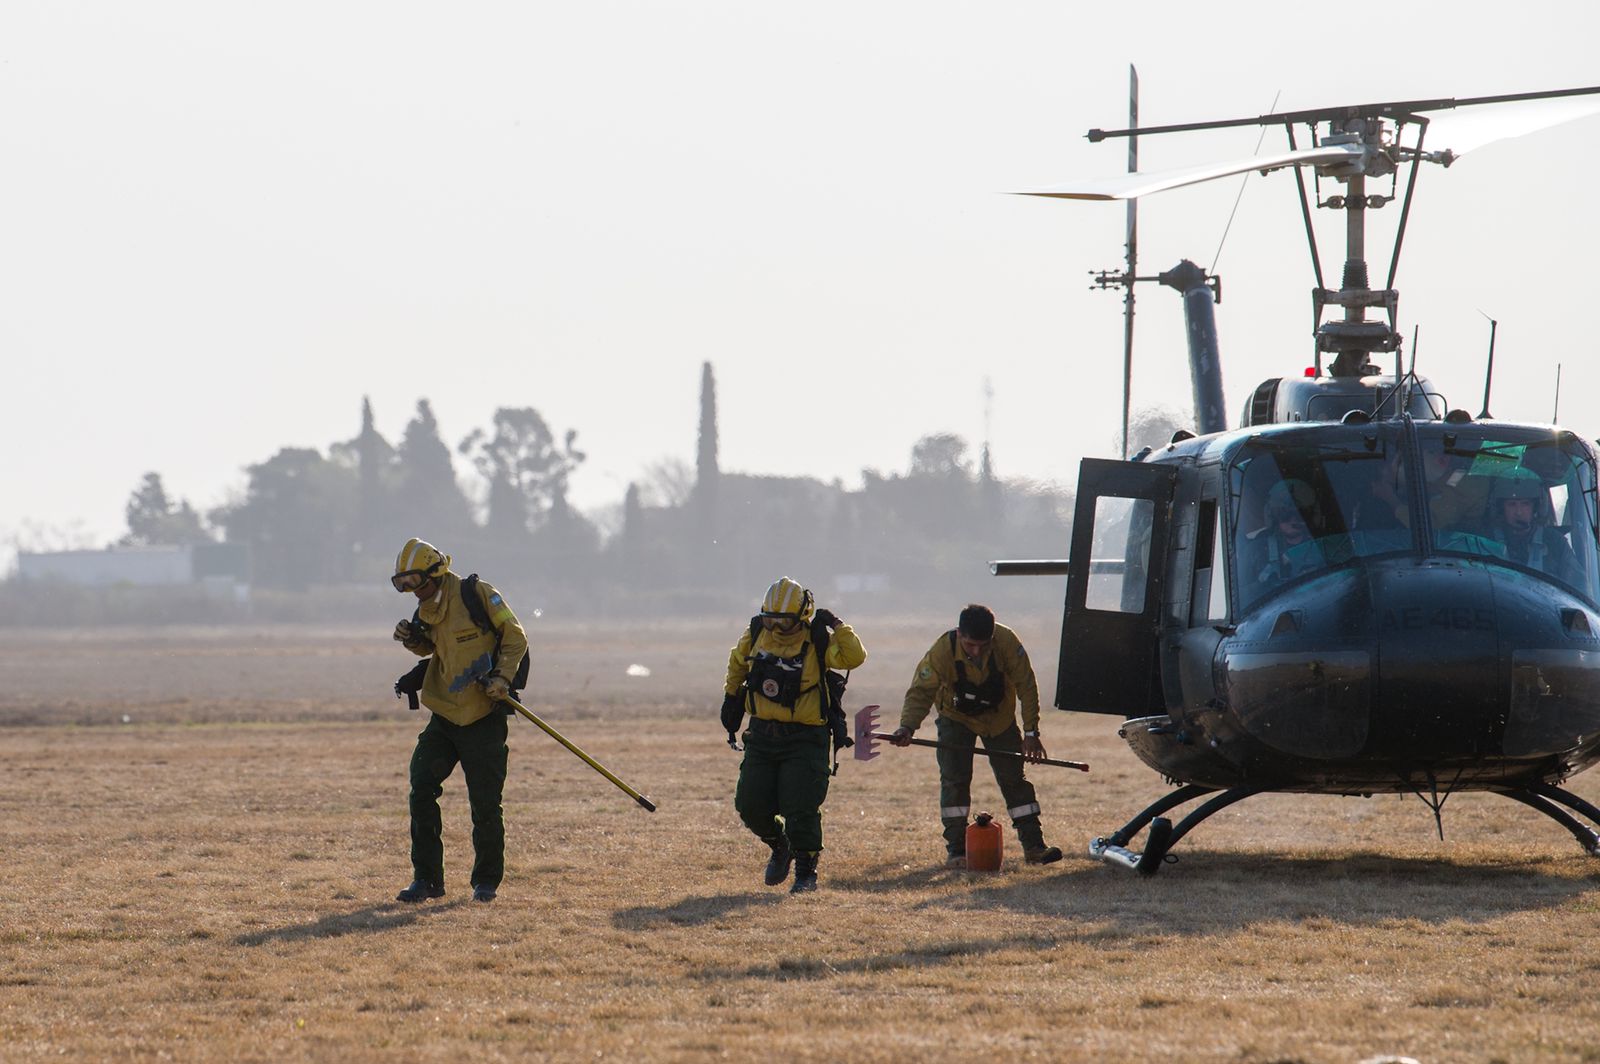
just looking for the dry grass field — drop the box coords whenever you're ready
[5,611,1600,1062]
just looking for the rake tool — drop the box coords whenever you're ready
[853,705,1088,771]
[495,693,658,812]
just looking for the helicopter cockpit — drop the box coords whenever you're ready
[1230,423,1600,609]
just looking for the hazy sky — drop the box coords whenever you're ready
[6,2,1600,563]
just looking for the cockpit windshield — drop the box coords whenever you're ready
[1227,426,1600,609]
[1229,428,1411,610]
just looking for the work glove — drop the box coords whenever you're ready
[813,608,841,630]
[720,692,745,736]
[393,620,414,643]
[482,674,512,703]
[890,726,914,747]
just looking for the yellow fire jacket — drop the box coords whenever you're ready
[899,622,1041,738]
[400,571,528,727]
[724,621,867,727]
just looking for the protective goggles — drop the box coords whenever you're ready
[391,569,435,592]
[761,613,803,631]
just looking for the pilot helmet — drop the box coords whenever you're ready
[1263,479,1318,525]
[1487,467,1548,520]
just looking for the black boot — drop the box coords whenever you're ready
[763,835,793,886]
[1016,814,1062,864]
[790,852,818,894]
[396,879,444,902]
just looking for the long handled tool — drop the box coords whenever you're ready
[497,694,658,812]
[853,705,1088,772]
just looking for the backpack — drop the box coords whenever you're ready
[745,614,855,767]
[394,574,530,711]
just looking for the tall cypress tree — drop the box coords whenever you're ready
[692,361,720,531]
[396,399,474,543]
[355,396,386,556]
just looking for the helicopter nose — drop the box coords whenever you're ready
[1225,561,1600,767]
[1369,563,1600,762]
[1364,564,1502,758]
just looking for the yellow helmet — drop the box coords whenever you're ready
[392,538,451,592]
[760,576,814,623]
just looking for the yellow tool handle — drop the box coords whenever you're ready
[501,697,658,812]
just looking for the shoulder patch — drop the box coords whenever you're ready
[919,666,933,680]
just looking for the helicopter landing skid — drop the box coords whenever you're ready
[1089,782,1270,876]
[1494,782,1600,856]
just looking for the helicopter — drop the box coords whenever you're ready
[998,82,1600,874]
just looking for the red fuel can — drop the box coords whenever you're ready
[966,812,1003,871]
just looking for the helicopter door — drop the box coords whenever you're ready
[1057,458,1179,715]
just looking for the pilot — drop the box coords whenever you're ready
[1351,450,1406,532]
[1245,478,1331,588]
[1481,469,1582,585]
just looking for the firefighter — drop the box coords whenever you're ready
[390,538,528,903]
[721,577,866,893]
[892,604,1063,868]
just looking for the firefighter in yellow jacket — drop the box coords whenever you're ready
[892,604,1063,868]
[390,538,528,903]
[722,577,866,893]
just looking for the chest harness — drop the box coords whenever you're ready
[744,638,811,708]
[949,630,1007,714]
[742,615,855,767]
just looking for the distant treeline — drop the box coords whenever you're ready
[13,363,1190,620]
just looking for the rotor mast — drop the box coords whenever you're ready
[1075,85,1600,380]
[1315,116,1402,377]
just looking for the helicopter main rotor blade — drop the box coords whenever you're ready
[1019,142,1362,202]
[1422,93,1600,157]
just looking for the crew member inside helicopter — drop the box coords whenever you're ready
[1475,467,1582,586]
[1242,478,1348,592]
[1353,444,1485,536]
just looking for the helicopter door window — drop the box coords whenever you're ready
[1550,482,1571,528]
[1188,500,1228,627]
[1084,495,1154,614]
[1207,504,1230,621]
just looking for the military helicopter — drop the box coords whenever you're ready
[1001,83,1600,874]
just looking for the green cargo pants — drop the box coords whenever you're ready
[936,716,1045,856]
[735,718,832,853]
[409,710,508,890]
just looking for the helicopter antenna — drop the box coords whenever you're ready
[1478,311,1498,419]
[1121,65,1138,459]
[1210,90,1281,274]
[1403,324,1419,415]
[1553,363,1562,423]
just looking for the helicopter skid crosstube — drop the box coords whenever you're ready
[1089,777,1600,875]
[1089,783,1267,876]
